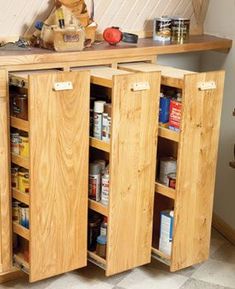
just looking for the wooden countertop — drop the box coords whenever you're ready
[0,34,232,67]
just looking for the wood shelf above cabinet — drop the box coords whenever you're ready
[11,153,29,170]
[89,199,108,216]
[10,117,29,132]
[13,221,29,240]
[155,182,176,200]
[88,251,106,269]
[90,137,110,153]
[158,127,180,142]
[12,188,29,205]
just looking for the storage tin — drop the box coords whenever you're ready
[153,17,171,42]
[171,17,190,43]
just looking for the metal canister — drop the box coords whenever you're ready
[153,17,171,42]
[11,167,19,189]
[171,17,190,43]
[18,168,30,193]
[11,132,20,155]
[11,94,28,120]
[19,132,29,158]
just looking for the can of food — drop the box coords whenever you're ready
[171,17,190,43]
[167,173,176,189]
[158,157,177,186]
[18,168,29,193]
[11,94,28,120]
[12,201,20,222]
[19,132,29,158]
[153,17,171,42]
[11,132,20,155]
[11,167,19,189]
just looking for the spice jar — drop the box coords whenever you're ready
[11,94,28,120]
[11,132,20,155]
[18,168,29,193]
[96,235,107,258]
[12,201,20,222]
[11,167,19,189]
[19,132,29,158]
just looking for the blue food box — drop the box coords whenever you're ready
[159,96,170,123]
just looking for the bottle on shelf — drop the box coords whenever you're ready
[101,166,109,206]
[89,162,102,201]
[93,101,106,140]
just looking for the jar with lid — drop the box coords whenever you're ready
[11,166,19,189]
[19,131,29,158]
[11,132,20,155]
[11,93,28,120]
[96,235,107,258]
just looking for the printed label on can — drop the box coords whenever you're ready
[89,174,101,201]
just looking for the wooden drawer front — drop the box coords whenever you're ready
[106,72,161,276]
[28,71,89,282]
[171,71,225,271]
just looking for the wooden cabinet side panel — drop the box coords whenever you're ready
[106,72,160,276]
[171,71,225,271]
[0,69,12,273]
[29,71,90,282]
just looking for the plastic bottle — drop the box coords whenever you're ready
[93,101,106,140]
[100,216,108,236]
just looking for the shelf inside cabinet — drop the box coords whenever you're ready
[151,247,171,266]
[158,127,180,143]
[13,253,29,273]
[89,199,108,216]
[10,117,29,132]
[11,153,29,170]
[90,137,110,153]
[155,182,176,200]
[13,221,29,240]
[88,251,106,269]
[12,188,29,205]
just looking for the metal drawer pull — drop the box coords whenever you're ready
[131,82,150,91]
[53,81,73,91]
[198,81,216,91]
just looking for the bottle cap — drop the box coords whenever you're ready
[94,101,106,113]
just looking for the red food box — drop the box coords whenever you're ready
[169,100,182,131]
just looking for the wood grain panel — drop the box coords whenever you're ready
[171,71,225,271]
[106,72,160,276]
[0,69,12,273]
[29,71,89,282]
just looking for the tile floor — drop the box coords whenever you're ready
[1,229,234,289]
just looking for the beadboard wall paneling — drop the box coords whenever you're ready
[0,0,208,40]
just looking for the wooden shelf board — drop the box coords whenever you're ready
[88,251,106,267]
[88,199,108,216]
[12,188,29,205]
[155,182,176,200]
[90,137,110,153]
[10,117,29,132]
[13,221,29,240]
[158,127,180,142]
[13,253,29,272]
[151,247,171,262]
[11,153,29,170]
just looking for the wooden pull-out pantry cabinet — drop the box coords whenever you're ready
[119,62,225,271]
[9,70,90,282]
[72,66,161,276]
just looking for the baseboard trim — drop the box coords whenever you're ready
[212,213,235,245]
[0,268,24,284]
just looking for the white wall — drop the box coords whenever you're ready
[201,0,235,229]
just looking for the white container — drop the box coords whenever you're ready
[159,157,177,186]
[159,210,174,256]
[93,101,106,139]
[102,113,109,142]
[101,173,109,206]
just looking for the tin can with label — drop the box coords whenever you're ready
[18,168,30,193]
[167,173,176,189]
[11,132,20,155]
[11,167,19,189]
[19,204,29,228]
[159,157,177,186]
[171,17,190,43]
[153,17,171,42]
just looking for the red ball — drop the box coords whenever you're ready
[103,27,123,45]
